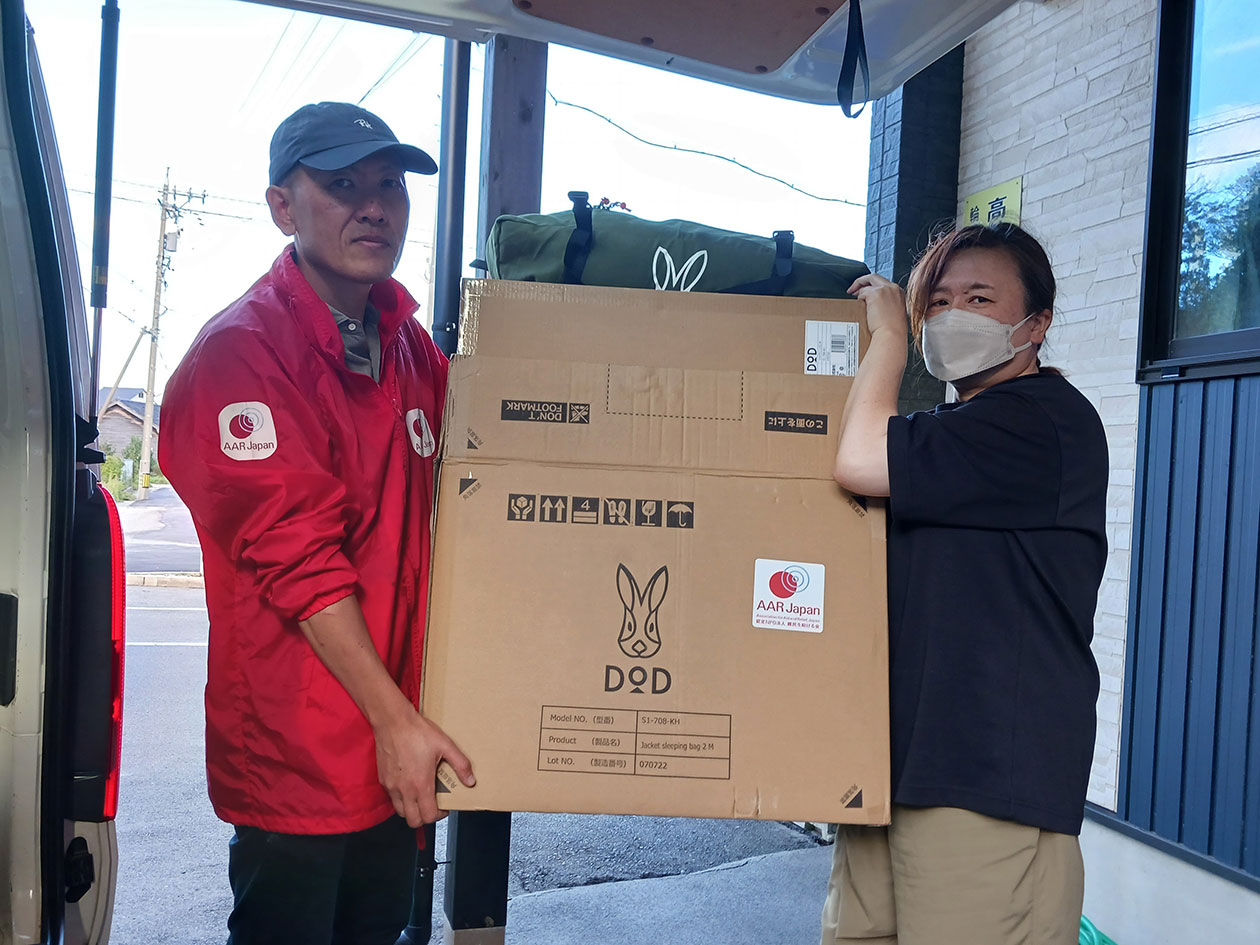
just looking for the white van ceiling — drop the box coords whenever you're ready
[248,0,1021,104]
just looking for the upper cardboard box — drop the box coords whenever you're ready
[458,280,869,372]
[448,281,870,478]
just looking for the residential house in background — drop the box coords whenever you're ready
[96,386,159,457]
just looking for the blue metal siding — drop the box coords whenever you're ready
[1120,376,1260,877]
[1218,379,1260,870]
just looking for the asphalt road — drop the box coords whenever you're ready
[116,484,202,573]
[114,587,824,945]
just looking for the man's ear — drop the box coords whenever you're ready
[265,184,297,236]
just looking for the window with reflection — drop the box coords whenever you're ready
[1176,0,1260,339]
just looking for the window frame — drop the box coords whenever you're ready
[1137,0,1260,383]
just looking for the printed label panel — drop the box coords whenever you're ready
[636,711,732,738]
[764,410,829,435]
[540,728,635,754]
[752,558,826,633]
[538,751,633,774]
[633,755,732,779]
[636,734,730,759]
[537,706,733,780]
[540,707,638,732]
[804,321,859,377]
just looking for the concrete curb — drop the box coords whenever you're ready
[126,572,205,588]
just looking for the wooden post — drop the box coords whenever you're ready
[474,35,549,265]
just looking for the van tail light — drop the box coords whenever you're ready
[66,470,127,823]
[98,483,125,820]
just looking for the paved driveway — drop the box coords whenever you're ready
[116,484,202,573]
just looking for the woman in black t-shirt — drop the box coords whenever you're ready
[822,223,1108,945]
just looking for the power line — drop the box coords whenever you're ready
[1187,146,1260,169]
[115,180,267,209]
[70,187,154,207]
[70,187,263,222]
[271,19,336,103]
[545,90,865,207]
[237,12,296,112]
[357,34,420,105]
[281,20,324,95]
[387,35,436,92]
[288,21,347,94]
[106,305,148,332]
[357,34,432,105]
[1190,108,1260,137]
[1192,101,1260,129]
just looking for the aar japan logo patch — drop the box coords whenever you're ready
[218,402,277,461]
[405,408,436,457]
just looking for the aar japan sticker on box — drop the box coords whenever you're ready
[752,559,825,633]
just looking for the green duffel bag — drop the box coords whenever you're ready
[485,191,868,299]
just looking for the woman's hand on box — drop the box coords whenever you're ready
[848,273,908,339]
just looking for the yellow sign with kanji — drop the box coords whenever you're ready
[961,176,1022,227]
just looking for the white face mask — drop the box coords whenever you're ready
[921,309,1036,383]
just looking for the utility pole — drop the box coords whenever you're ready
[137,170,204,499]
[136,170,170,500]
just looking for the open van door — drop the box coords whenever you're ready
[0,1,124,942]
[254,0,1021,105]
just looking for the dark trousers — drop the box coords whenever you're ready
[226,814,415,945]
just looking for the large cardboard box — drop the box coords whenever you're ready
[424,281,890,824]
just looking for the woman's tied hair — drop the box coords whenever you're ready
[905,222,1057,348]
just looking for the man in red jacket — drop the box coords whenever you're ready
[160,101,474,945]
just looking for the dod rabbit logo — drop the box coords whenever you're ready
[218,402,277,461]
[652,246,708,292]
[605,564,672,695]
[404,408,436,457]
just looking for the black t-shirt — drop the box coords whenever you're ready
[885,371,1108,835]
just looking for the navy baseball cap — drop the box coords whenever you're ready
[268,101,437,185]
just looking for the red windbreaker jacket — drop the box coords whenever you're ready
[160,249,447,834]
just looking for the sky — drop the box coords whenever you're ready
[25,0,871,401]
[1186,0,1260,190]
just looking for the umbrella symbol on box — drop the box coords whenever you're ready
[666,502,694,528]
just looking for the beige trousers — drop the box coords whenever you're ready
[820,806,1084,945]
